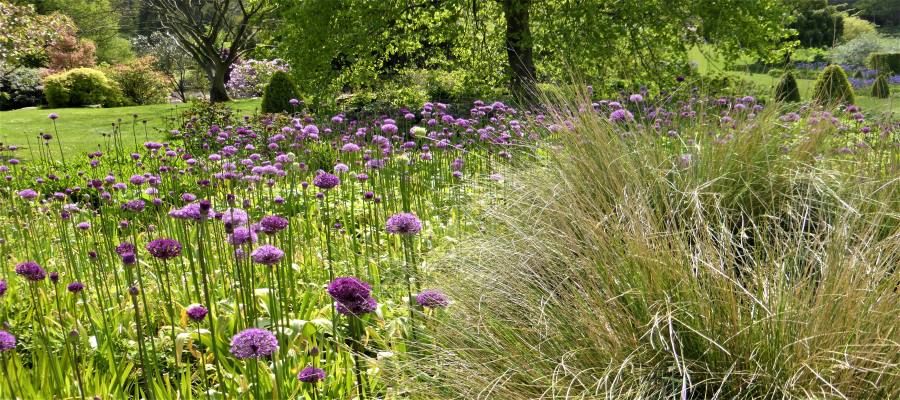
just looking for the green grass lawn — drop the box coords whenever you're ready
[0,99,261,159]
[688,47,900,114]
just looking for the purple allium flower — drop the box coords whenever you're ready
[48,113,59,120]
[116,242,136,256]
[629,94,644,103]
[313,171,340,189]
[327,277,372,305]
[67,281,85,294]
[289,98,300,106]
[146,238,182,260]
[228,226,258,246]
[75,221,91,230]
[0,331,16,352]
[335,296,378,315]
[186,304,208,322]
[121,253,137,265]
[120,199,145,213]
[297,366,326,383]
[169,203,215,220]
[609,109,634,123]
[15,261,46,281]
[50,271,59,283]
[386,213,422,235]
[129,285,139,296]
[416,289,450,308]
[250,244,284,265]
[381,123,399,135]
[230,328,278,359]
[259,215,289,234]
[0,280,6,296]
[221,208,249,227]
[18,189,38,201]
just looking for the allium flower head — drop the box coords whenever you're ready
[259,215,289,234]
[386,213,422,235]
[123,199,146,212]
[18,189,38,201]
[327,276,372,304]
[116,242,136,256]
[230,328,278,359]
[381,123,399,135]
[221,208,249,227]
[250,244,284,265]
[228,226,258,245]
[146,238,182,260]
[609,109,634,123]
[169,203,215,220]
[15,261,46,281]
[297,366,326,383]
[0,331,16,352]
[186,304,208,322]
[0,280,7,297]
[335,296,378,315]
[67,281,85,293]
[416,289,450,308]
[313,171,340,189]
[121,253,137,265]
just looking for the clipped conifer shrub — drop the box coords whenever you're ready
[871,74,890,99]
[774,71,801,102]
[261,71,300,114]
[812,65,855,106]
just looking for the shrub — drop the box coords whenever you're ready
[829,33,888,66]
[46,23,96,71]
[790,47,829,63]
[774,71,801,102]
[407,103,900,399]
[871,74,891,98]
[841,15,877,42]
[226,59,290,99]
[105,56,169,105]
[0,63,44,110]
[812,65,855,106]
[43,68,122,107]
[867,53,900,74]
[260,71,300,113]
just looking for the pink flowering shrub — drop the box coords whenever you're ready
[226,59,290,99]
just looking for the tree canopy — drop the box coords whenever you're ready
[274,0,794,104]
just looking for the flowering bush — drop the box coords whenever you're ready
[226,58,290,99]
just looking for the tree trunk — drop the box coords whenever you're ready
[208,63,231,103]
[501,0,536,103]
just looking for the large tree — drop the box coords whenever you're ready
[501,0,536,101]
[0,1,74,66]
[149,0,275,102]
[276,0,793,104]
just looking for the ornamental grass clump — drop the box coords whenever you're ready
[405,97,900,399]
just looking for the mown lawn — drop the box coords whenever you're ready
[0,99,262,159]
[688,47,899,114]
